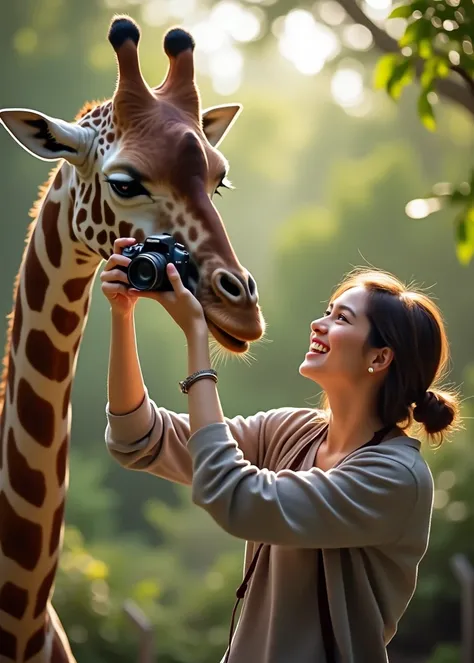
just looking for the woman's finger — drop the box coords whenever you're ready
[102,282,132,297]
[100,268,129,284]
[113,237,137,255]
[103,253,131,272]
[167,264,186,296]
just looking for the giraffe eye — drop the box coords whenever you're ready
[106,177,150,199]
[215,175,232,197]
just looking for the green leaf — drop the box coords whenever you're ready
[387,58,415,99]
[388,4,415,19]
[418,38,433,59]
[418,91,436,130]
[455,215,474,265]
[399,18,432,47]
[373,53,404,90]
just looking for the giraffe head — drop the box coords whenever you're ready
[0,16,265,353]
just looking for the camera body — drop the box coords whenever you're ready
[119,233,194,293]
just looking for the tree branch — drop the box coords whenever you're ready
[335,0,474,116]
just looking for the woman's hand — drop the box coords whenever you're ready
[134,263,207,339]
[100,238,139,317]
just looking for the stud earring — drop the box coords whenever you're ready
[368,367,374,374]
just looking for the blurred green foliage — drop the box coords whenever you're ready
[1,0,474,661]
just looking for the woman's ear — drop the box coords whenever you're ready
[370,347,394,374]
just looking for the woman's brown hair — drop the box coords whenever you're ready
[323,268,460,446]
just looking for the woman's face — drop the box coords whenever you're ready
[299,286,375,388]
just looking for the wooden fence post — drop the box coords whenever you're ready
[450,553,474,663]
[123,599,155,663]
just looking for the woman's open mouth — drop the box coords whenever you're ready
[206,319,249,354]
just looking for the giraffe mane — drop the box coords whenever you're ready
[0,163,64,413]
[75,99,108,120]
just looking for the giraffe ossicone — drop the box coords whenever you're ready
[0,15,264,662]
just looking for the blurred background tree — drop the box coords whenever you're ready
[0,1,473,661]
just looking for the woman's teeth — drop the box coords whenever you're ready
[310,342,328,354]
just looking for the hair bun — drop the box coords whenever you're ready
[413,390,455,435]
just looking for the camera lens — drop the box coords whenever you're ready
[128,254,167,290]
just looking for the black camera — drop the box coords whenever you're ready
[119,233,195,293]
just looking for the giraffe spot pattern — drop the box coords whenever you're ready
[103,200,115,227]
[24,233,50,313]
[85,226,94,240]
[83,296,91,317]
[11,293,22,352]
[0,491,42,570]
[79,182,85,197]
[42,200,62,269]
[92,108,101,118]
[17,378,55,448]
[76,207,87,231]
[67,197,77,243]
[176,214,185,227]
[56,436,68,486]
[134,229,145,245]
[166,202,174,211]
[24,625,45,661]
[76,258,88,265]
[97,230,107,245]
[0,625,17,659]
[62,382,72,419]
[63,275,93,303]
[119,221,133,238]
[110,231,118,246]
[53,169,62,190]
[83,183,93,205]
[189,226,198,243]
[7,427,46,507]
[25,330,69,383]
[98,248,109,261]
[0,581,28,619]
[106,132,114,143]
[49,500,65,555]
[7,352,15,405]
[99,137,104,146]
[33,560,58,619]
[91,173,102,224]
[52,304,80,336]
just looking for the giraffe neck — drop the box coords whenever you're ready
[0,163,100,661]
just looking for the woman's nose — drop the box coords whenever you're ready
[311,318,328,334]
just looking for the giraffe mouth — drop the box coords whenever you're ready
[206,320,249,354]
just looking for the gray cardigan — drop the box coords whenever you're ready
[105,393,434,662]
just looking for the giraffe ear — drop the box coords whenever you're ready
[201,104,242,148]
[0,109,94,166]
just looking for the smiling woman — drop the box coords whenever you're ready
[103,259,460,663]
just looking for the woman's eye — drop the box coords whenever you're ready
[324,310,331,317]
[338,313,349,322]
[107,178,150,199]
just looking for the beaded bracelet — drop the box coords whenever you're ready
[179,369,218,394]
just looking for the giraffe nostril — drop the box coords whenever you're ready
[248,275,256,298]
[219,273,242,298]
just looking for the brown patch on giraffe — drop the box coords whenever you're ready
[91,173,102,224]
[26,330,69,383]
[56,435,68,486]
[93,118,102,127]
[189,226,198,243]
[98,248,109,261]
[0,581,28,619]
[104,200,115,227]
[92,107,101,118]
[42,200,63,269]
[79,182,86,197]
[52,305,80,337]
[106,132,114,143]
[83,183,93,205]
[110,231,118,246]
[119,221,133,237]
[134,229,145,245]
[62,382,72,419]
[174,231,185,246]
[85,226,94,240]
[63,275,93,303]
[76,207,88,231]
[17,378,55,448]
[67,198,77,243]
[0,625,17,659]
[8,427,46,507]
[49,499,65,555]
[0,491,42,570]
[24,233,50,312]
[176,214,186,227]
[7,352,15,405]
[99,137,105,146]
[76,258,88,265]
[53,169,63,190]
[97,230,108,245]
[24,625,45,661]
[11,293,23,352]
[33,560,58,618]
[166,202,174,211]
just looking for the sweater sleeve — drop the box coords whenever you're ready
[105,391,300,486]
[188,422,421,548]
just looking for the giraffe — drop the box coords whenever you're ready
[0,15,265,662]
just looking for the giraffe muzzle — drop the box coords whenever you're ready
[211,268,258,307]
